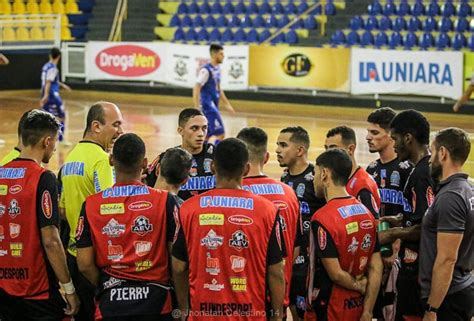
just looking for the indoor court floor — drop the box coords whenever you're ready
[1,89,473,179]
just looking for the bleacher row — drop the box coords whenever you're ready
[0,0,94,42]
[331,0,474,50]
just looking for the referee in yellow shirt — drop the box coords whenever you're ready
[60,101,123,321]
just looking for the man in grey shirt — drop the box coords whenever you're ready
[420,127,474,321]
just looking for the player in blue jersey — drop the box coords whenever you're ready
[40,47,71,143]
[193,44,235,144]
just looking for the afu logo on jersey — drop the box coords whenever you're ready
[380,169,386,188]
[282,54,312,77]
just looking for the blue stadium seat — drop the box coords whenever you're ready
[375,31,388,47]
[407,16,421,31]
[199,2,210,14]
[228,16,240,27]
[188,2,199,14]
[285,2,297,14]
[368,1,383,15]
[389,31,403,47]
[398,1,410,16]
[297,1,308,14]
[457,2,471,18]
[331,30,346,45]
[436,32,450,49]
[411,1,425,16]
[177,3,188,14]
[223,2,234,14]
[182,15,193,28]
[210,2,222,14]
[325,1,336,15]
[209,29,221,42]
[455,18,469,32]
[427,1,440,16]
[365,16,378,31]
[272,2,284,14]
[420,32,435,49]
[252,15,264,28]
[469,34,474,51]
[193,15,204,27]
[404,32,418,48]
[393,16,407,31]
[347,30,360,45]
[452,33,467,50]
[271,33,285,44]
[304,16,317,29]
[439,17,453,32]
[174,28,185,41]
[247,1,258,14]
[292,18,305,29]
[350,16,364,30]
[234,28,247,42]
[266,15,279,28]
[241,15,253,28]
[379,16,392,31]
[284,30,298,44]
[361,31,374,46]
[309,5,322,15]
[423,16,437,31]
[383,1,397,15]
[216,15,228,27]
[235,1,246,14]
[197,28,209,41]
[259,1,271,14]
[441,2,455,17]
[170,15,180,27]
[259,29,271,42]
[247,29,259,42]
[278,15,290,28]
[184,29,197,41]
[222,29,234,42]
[204,15,216,27]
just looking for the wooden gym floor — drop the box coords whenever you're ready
[1,89,473,179]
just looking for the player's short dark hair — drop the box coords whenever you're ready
[112,133,145,173]
[50,47,61,59]
[434,127,471,165]
[210,43,223,54]
[21,109,60,147]
[236,127,268,163]
[316,149,352,186]
[326,125,356,145]
[214,138,248,180]
[390,109,430,145]
[160,147,193,185]
[280,126,310,149]
[18,109,32,138]
[84,102,106,135]
[178,108,205,127]
[367,107,397,131]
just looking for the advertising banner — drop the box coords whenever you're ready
[86,42,167,82]
[463,52,474,98]
[351,48,463,100]
[248,46,350,92]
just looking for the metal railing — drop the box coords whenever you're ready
[108,0,128,41]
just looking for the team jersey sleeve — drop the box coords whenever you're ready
[93,158,115,193]
[144,153,162,187]
[76,202,93,248]
[45,67,58,82]
[358,189,380,219]
[436,192,467,233]
[294,213,304,247]
[37,171,60,228]
[410,175,434,225]
[165,193,179,242]
[196,68,210,86]
[311,221,338,258]
[267,213,285,265]
[171,223,188,262]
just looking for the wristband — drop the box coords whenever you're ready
[425,304,438,313]
[60,280,76,295]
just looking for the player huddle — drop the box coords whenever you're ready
[0,104,472,321]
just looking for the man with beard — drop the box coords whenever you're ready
[276,126,325,321]
[381,110,435,321]
[419,128,473,321]
[145,108,215,201]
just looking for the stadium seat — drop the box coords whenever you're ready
[258,29,271,42]
[350,16,363,30]
[439,17,453,32]
[455,18,469,33]
[285,2,297,15]
[182,15,193,28]
[265,15,278,28]
[361,31,374,46]
[199,2,210,14]
[216,15,228,28]
[2,27,15,41]
[347,30,360,45]
[297,1,308,14]
[379,16,392,31]
[247,1,258,14]
[61,14,69,27]
[13,0,26,14]
[241,15,252,28]
[368,1,383,15]
[304,16,317,29]
[325,1,336,15]
[193,15,204,27]
[228,15,240,27]
[411,1,425,16]
[30,26,44,41]
[383,0,397,15]
[291,18,304,29]
[270,32,284,44]
[407,16,421,32]
[441,2,455,17]
[452,33,467,50]
[389,31,403,47]
[365,16,378,31]
[221,28,234,42]
[331,30,346,45]
[65,0,79,14]
[222,2,234,14]
[173,28,185,41]
[184,29,197,41]
[469,34,474,51]
[374,31,388,47]
[197,28,209,41]
[423,16,437,32]
[188,2,199,14]
[170,15,180,27]
[427,1,440,17]
[308,4,322,15]
[210,2,222,14]
[259,1,271,14]
[436,32,450,49]
[234,28,247,42]
[209,28,221,42]
[16,27,30,41]
[204,15,216,28]
[272,2,284,14]
[61,26,73,40]
[393,16,407,31]
[398,1,410,16]
[457,2,471,18]
[284,29,298,44]
[234,1,246,14]
[278,15,290,29]
[177,3,187,14]
[253,15,265,28]
[53,0,65,14]
[43,26,55,40]
[420,32,435,49]
[247,29,258,42]
[0,1,12,15]
[404,32,418,48]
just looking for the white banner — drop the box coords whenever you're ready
[86,42,167,82]
[165,43,249,91]
[351,48,463,100]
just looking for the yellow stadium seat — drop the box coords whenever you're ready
[1,1,12,14]
[43,26,55,40]
[30,26,44,40]
[16,27,30,41]
[52,0,65,14]
[61,26,72,40]
[26,1,39,14]
[2,27,16,41]
[40,1,52,14]
[15,16,29,27]
[65,0,79,14]
[61,14,69,27]
[13,1,26,14]
[28,15,42,27]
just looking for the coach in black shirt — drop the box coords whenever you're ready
[420,128,474,321]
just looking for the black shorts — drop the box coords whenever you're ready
[396,267,423,318]
[0,288,66,321]
[423,282,474,321]
[289,262,308,319]
[67,253,96,321]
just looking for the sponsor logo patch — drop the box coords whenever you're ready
[230,255,246,273]
[135,260,153,272]
[206,253,220,275]
[128,201,152,211]
[0,225,4,241]
[41,191,53,219]
[318,226,327,250]
[76,216,85,239]
[229,277,247,292]
[0,185,7,195]
[10,242,23,257]
[134,241,152,257]
[107,241,123,262]
[100,203,125,215]
[361,234,372,252]
[8,199,20,218]
[131,216,153,236]
[102,218,126,238]
[201,229,224,250]
[347,237,359,255]
[203,279,224,292]
[9,223,20,239]
[404,248,418,264]
[360,220,374,230]
[9,185,22,194]
[228,215,253,226]
[345,222,359,235]
[229,230,249,251]
[199,213,224,226]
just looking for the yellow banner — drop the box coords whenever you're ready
[249,46,350,92]
[463,52,474,98]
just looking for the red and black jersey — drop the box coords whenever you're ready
[0,159,60,300]
[346,167,381,219]
[173,188,284,321]
[145,143,215,200]
[308,197,378,321]
[242,175,302,306]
